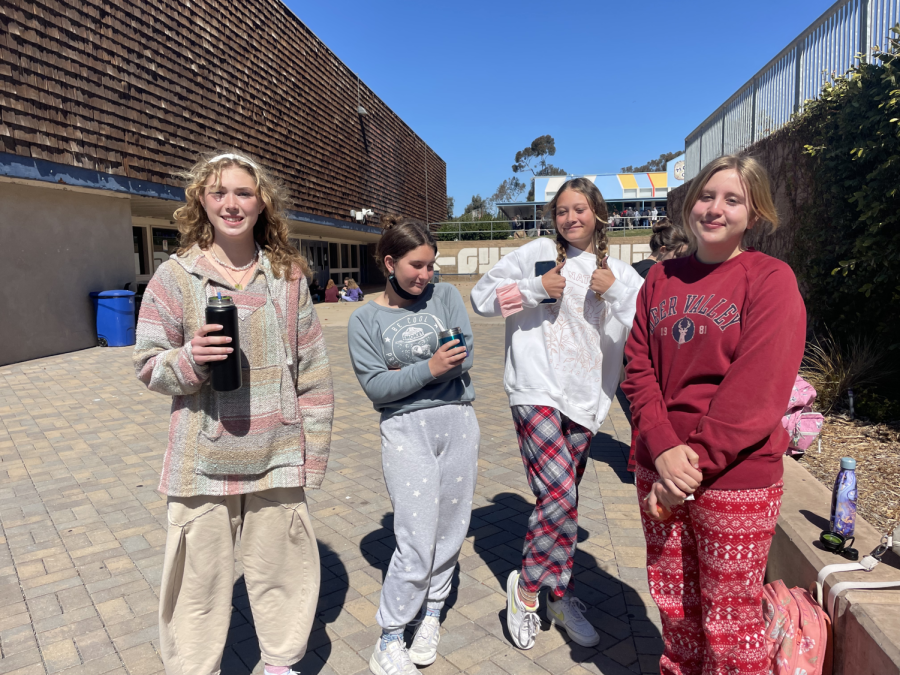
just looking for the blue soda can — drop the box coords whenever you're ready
[438,327,467,356]
[829,456,857,537]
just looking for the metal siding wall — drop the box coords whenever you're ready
[684,0,900,177]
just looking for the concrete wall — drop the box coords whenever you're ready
[434,236,652,280]
[0,182,134,366]
[767,457,900,675]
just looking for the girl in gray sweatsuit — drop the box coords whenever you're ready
[348,216,480,675]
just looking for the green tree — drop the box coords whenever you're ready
[513,135,560,175]
[621,150,684,173]
[490,177,526,205]
[446,196,455,220]
[463,194,489,217]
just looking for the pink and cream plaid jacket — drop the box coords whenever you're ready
[133,245,334,497]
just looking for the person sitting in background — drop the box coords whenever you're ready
[524,216,537,237]
[308,277,322,303]
[512,215,525,239]
[324,279,339,303]
[631,218,690,279]
[340,278,363,302]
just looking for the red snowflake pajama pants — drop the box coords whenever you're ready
[511,405,592,597]
[636,466,783,675]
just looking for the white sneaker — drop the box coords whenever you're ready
[408,615,441,665]
[369,637,419,675]
[546,593,600,647]
[505,570,541,650]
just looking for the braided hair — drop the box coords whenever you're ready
[546,177,610,299]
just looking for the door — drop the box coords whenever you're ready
[301,240,329,288]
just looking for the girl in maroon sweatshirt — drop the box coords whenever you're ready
[622,155,806,675]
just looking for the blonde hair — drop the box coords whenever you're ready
[173,150,309,280]
[325,279,335,289]
[681,154,779,247]
[346,278,359,290]
[545,178,609,298]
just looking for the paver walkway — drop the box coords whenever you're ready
[0,322,662,675]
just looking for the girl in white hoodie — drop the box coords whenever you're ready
[470,178,643,651]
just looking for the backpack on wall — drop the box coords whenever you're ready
[762,580,833,675]
[782,375,825,455]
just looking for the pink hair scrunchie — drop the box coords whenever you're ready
[496,283,524,317]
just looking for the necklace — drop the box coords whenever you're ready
[220,264,255,291]
[211,243,259,271]
[208,244,259,291]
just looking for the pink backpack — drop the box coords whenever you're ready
[782,375,825,455]
[763,580,833,675]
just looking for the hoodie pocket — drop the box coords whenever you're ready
[196,365,304,477]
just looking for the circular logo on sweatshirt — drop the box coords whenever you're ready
[382,315,442,367]
[673,317,695,346]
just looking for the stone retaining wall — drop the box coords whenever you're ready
[434,235,652,280]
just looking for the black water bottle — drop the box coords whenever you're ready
[205,295,242,391]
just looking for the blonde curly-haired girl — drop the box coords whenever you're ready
[134,151,332,675]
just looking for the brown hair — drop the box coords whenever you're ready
[545,178,609,295]
[325,279,335,289]
[649,218,690,256]
[375,215,437,275]
[173,150,309,280]
[680,154,779,248]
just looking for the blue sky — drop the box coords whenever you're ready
[285,0,834,218]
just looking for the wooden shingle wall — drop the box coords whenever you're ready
[0,0,446,224]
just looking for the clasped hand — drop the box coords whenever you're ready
[643,444,703,522]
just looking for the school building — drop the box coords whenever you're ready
[0,0,445,366]
[495,158,686,224]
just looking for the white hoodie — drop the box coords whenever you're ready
[470,238,643,433]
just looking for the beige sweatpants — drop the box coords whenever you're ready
[158,487,320,675]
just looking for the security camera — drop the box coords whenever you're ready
[354,211,365,222]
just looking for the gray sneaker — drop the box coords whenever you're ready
[505,570,541,649]
[369,637,419,675]
[546,593,600,647]
[408,615,441,665]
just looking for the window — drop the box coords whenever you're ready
[151,228,179,272]
[133,227,146,275]
[329,243,338,268]
[350,245,358,268]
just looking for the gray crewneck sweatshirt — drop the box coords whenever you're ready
[348,283,475,417]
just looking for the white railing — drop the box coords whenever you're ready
[430,217,663,241]
[684,0,900,180]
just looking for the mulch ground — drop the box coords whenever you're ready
[798,414,900,536]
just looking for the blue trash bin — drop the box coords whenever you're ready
[89,290,136,347]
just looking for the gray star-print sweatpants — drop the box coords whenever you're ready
[376,403,480,632]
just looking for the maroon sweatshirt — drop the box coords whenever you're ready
[622,250,806,490]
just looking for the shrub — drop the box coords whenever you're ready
[801,329,895,414]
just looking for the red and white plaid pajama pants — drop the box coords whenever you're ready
[511,405,592,598]
[636,465,783,675]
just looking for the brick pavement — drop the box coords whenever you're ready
[0,322,662,675]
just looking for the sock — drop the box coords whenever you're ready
[516,582,538,610]
[264,667,290,675]
[425,601,443,618]
[380,630,404,649]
